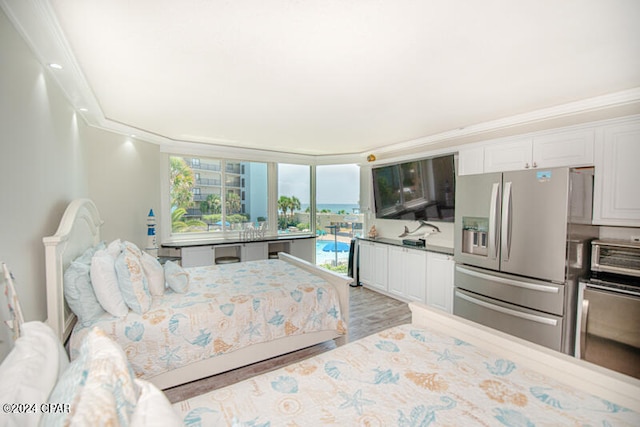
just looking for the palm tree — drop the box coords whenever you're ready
[210,194,222,214]
[289,195,301,220]
[169,157,195,210]
[226,192,242,214]
[171,208,206,232]
[278,196,291,220]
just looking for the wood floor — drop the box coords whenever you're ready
[163,285,411,403]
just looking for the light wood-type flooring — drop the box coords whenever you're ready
[164,285,411,403]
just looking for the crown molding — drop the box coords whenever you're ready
[3,0,639,164]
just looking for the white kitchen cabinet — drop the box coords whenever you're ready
[425,252,454,313]
[181,245,213,267]
[484,138,533,172]
[358,240,388,292]
[532,129,594,168]
[483,129,594,173]
[457,146,484,176]
[241,242,268,261]
[388,246,426,303]
[593,120,640,226]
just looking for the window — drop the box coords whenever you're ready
[169,156,268,236]
[277,163,311,234]
[315,164,362,272]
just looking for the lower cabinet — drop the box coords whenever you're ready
[358,240,454,313]
[241,242,268,261]
[388,246,426,302]
[425,252,455,313]
[181,245,213,267]
[359,240,388,292]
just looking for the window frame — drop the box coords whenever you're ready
[160,152,316,244]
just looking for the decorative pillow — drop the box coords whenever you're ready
[41,327,140,427]
[123,240,143,258]
[130,379,183,427]
[106,238,123,257]
[140,251,165,296]
[91,249,129,317]
[0,322,69,427]
[75,241,107,265]
[64,258,105,323]
[115,247,152,314]
[164,261,189,293]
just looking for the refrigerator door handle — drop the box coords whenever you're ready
[455,265,559,293]
[455,291,558,326]
[501,181,513,262]
[488,182,500,260]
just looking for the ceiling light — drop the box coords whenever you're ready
[48,63,63,70]
[78,108,88,112]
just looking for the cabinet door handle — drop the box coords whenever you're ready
[532,162,538,168]
[525,163,530,169]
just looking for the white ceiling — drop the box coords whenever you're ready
[4,0,640,157]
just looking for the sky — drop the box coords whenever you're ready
[278,163,359,205]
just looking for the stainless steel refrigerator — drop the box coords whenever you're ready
[453,167,597,355]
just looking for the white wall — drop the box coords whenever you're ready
[0,8,162,360]
[0,9,88,358]
[84,126,161,250]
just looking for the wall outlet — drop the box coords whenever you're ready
[632,235,640,242]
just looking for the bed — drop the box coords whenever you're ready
[42,198,350,390]
[3,266,640,426]
[171,302,640,426]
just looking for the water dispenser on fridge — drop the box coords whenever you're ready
[461,217,489,256]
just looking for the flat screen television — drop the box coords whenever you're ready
[372,154,455,222]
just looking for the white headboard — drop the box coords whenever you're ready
[43,199,103,342]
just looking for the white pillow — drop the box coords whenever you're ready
[91,249,129,317]
[0,322,69,427]
[106,238,123,257]
[41,327,140,427]
[140,251,165,296]
[116,247,152,314]
[164,261,189,293]
[130,379,183,427]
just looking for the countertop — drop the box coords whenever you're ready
[162,234,315,248]
[357,236,454,255]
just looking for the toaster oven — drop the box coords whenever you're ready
[590,239,640,278]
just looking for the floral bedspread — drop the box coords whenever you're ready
[174,323,640,426]
[69,259,346,379]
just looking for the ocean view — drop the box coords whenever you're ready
[299,203,360,213]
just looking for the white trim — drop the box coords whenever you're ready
[2,0,639,163]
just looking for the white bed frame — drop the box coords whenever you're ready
[43,198,351,390]
[409,302,640,413]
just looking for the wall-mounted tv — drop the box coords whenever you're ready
[372,154,456,222]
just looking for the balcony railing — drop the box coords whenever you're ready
[225,164,241,174]
[192,162,221,172]
[196,178,221,186]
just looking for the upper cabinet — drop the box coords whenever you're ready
[484,129,595,173]
[593,120,640,227]
[457,146,485,176]
[459,126,596,175]
[532,129,595,169]
[484,138,533,172]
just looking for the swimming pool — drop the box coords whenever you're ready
[315,240,351,265]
